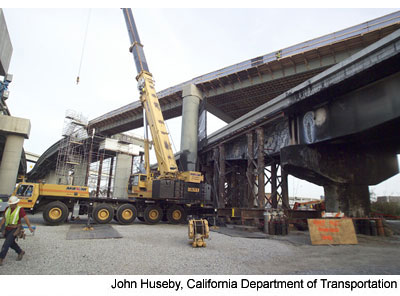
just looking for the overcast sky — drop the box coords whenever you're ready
[2,7,400,198]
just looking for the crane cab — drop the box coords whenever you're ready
[128,173,152,198]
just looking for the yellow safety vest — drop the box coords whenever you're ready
[5,206,21,227]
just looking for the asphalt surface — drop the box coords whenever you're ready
[1,214,400,275]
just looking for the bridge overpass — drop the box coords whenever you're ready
[27,11,400,218]
[88,11,400,136]
[199,26,400,218]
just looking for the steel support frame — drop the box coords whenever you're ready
[208,125,290,224]
[107,156,114,197]
[245,127,290,210]
[95,152,104,197]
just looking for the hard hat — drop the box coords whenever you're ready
[8,195,20,205]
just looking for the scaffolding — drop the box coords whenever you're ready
[55,110,144,197]
[55,110,89,185]
[86,134,144,198]
[87,148,116,198]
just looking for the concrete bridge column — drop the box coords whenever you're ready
[72,161,88,186]
[180,84,202,171]
[113,153,132,199]
[0,115,30,195]
[0,135,25,194]
[281,144,398,217]
[324,183,370,217]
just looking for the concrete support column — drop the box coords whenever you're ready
[281,144,397,217]
[281,168,289,209]
[0,135,25,195]
[324,183,370,217]
[113,153,132,199]
[323,184,343,213]
[0,115,31,195]
[72,161,87,186]
[180,84,202,171]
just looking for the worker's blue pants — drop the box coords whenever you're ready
[0,228,22,259]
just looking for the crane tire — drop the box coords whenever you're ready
[92,203,114,224]
[143,205,163,224]
[166,205,186,224]
[43,201,69,225]
[116,204,137,224]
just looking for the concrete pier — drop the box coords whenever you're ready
[281,144,399,217]
[180,84,202,171]
[113,153,132,199]
[0,115,30,195]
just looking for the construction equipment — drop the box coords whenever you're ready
[293,199,325,211]
[8,9,213,226]
[289,200,325,231]
[122,8,212,223]
[12,181,150,225]
[12,182,90,225]
[188,219,209,248]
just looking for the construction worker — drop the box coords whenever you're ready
[0,196,34,266]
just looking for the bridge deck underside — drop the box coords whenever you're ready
[88,22,400,136]
[206,68,327,119]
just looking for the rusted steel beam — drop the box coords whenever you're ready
[107,156,114,197]
[271,162,278,208]
[241,208,265,219]
[246,132,255,207]
[217,207,265,219]
[218,144,226,208]
[256,128,265,208]
[85,136,94,186]
[96,152,104,197]
[230,171,238,207]
[213,147,219,209]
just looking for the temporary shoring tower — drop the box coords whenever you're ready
[55,110,89,186]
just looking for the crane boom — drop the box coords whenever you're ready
[122,8,178,177]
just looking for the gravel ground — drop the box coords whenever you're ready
[1,214,400,275]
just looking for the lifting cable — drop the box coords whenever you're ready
[76,9,92,85]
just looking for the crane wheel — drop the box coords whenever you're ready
[166,205,186,224]
[92,203,114,224]
[116,204,137,224]
[143,205,163,224]
[43,201,69,225]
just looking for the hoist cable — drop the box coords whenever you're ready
[76,9,92,84]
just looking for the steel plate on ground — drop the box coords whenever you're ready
[66,224,123,240]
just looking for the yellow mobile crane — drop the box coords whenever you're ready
[7,9,211,226]
[123,9,211,223]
